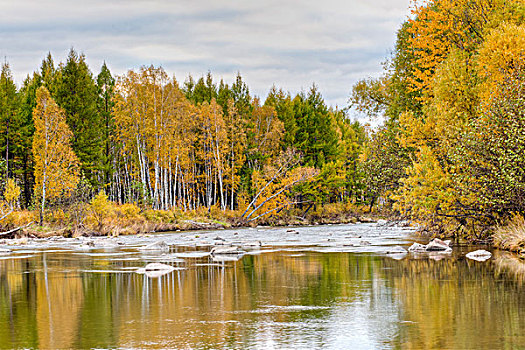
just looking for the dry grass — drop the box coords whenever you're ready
[493,214,525,253]
[0,200,375,237]
[493,251,525,285]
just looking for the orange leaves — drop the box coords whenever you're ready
[406,0,511,100]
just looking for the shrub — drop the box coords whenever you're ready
[115,203,141,220]
[89,191,113,228]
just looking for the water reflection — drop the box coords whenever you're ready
[0,248,523,348]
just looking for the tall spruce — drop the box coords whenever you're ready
[0,63,18,179]
[54,49,103,188]
[96,62,116,192]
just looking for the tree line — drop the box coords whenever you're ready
[0,49,368,223]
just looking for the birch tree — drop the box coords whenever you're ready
[32,87,80,225]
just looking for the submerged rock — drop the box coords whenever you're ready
[92,238,119,249]
[211,246,245,255]
[144,262,175,271]
[241,241,262,250]
[139,241,170,252]
[173,251,211,258]
[136,263,176,278]
[385,246,407,254]
[408,243,427,253]
[376,219,388,226]
[212,254,244,262]
[213,240,233,246]
[466,250,492,262]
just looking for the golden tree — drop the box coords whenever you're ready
[32,87,80,225]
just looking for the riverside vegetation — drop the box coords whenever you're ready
[1,0,525,252]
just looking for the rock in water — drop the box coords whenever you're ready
[408,243,427,253]
[385,246,407,254]
[144,263,175,271]
[212,254,244,262]
[139,241,170,252]
[376,219,388,226]
[92,238,119,249]
[425,238,452,252]
[136,263,176,278]
[466,250,492,262]
[242,241,262,250]
[211,246,245,255]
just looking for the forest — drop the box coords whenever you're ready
[1,0,525,249]
[0,49,367,235]
[351,0,525,247]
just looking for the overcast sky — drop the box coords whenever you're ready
[0,0,409,114]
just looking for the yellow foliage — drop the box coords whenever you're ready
[32,87,80,220]
[142,209,176,223]
[114,203,141,220]
[4,178,20,207]
[393,146,455,221]
[47,208,67,226]
[89,191,113,227]
[477,23,525,101]
[406,0,518,101]
[2,210,38,227]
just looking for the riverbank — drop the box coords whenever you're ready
[0,202,390,239]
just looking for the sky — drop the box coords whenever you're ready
[0,0,410,116]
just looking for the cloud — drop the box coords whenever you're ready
[0,0,410,111]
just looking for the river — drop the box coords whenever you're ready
[0,223,523,349]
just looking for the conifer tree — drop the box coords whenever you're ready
[16,73,41,206]
[54,49,103,188]
[96,62,116,191]
[0,63,18,178]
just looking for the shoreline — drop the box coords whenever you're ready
[5,212,394,240]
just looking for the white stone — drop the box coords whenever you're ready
[466,250,492,262]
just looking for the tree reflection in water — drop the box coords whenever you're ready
[0,249,523,348]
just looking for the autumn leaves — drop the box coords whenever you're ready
[33,87,79,225]
[353,0,525,237]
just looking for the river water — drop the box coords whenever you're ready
[0,223,524,349]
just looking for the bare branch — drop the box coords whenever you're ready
[0,222,33,236]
